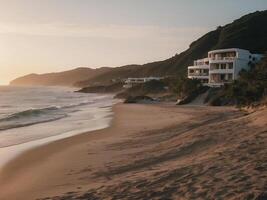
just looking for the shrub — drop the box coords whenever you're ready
[173,78,209,104]
[209,54,267,106]
[173,78,202,98]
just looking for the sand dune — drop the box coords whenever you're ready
[0,104,266,200]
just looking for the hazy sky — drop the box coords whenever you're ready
[0,0,266,84]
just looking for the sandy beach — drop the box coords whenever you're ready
[0,103,266,200]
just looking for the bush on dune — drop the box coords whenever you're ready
[174,78,209,104]
[115,79,168,99]
[210,55,267,106]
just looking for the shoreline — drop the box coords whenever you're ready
[0,103,266,200]
[0,87,116,170]
[0,103,114,170]
[0,103,196,199]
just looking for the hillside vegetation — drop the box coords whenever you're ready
[115,80,169,99]
[208,55,267,106]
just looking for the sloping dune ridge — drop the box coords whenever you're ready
[0,104,266,200]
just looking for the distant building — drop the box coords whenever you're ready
[123,77,163,88]
[188,48,263,87]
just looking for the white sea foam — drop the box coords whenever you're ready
[0,86,116,168]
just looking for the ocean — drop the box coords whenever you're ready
[0,86,115,166]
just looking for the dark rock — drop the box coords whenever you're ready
[124,96,154,104]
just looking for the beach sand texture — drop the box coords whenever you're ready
[0,103,266,200]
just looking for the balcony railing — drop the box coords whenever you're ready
[188,73,209,76]
[209,69,233,74]
[188,65,209,69]
[209,80,232,84]
[210,57,235,61]
[194,61,209,66]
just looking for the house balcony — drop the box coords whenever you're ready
[210,57,235,60]
[209,69,234,74]
[193,58,209,66]
[208,81,233,87]
[188,65,209,69]
[209,57,236,63]
[188,72,209,79]
[208,73,233,87]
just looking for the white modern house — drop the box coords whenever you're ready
[188,58,210,84]
[123,77,163,88]
[188,48,263,87]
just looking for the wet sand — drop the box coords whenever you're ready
[0,103,266,200]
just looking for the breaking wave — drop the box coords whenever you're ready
[0,100,94,131]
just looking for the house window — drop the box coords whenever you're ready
[228,63,233,69]
[220,74,226,81]
[221,64,226,69]
[229,52,236,57]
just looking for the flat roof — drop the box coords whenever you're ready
[208,48,250,54]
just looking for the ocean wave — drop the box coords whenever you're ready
[61,101,93,109]
[0,105,13,108]
[0,91,109,132]
[0,106,67,131]
[0,106,60,122]
[0,99,94,123]
[0,115,67,131]
[0,99,96,131]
